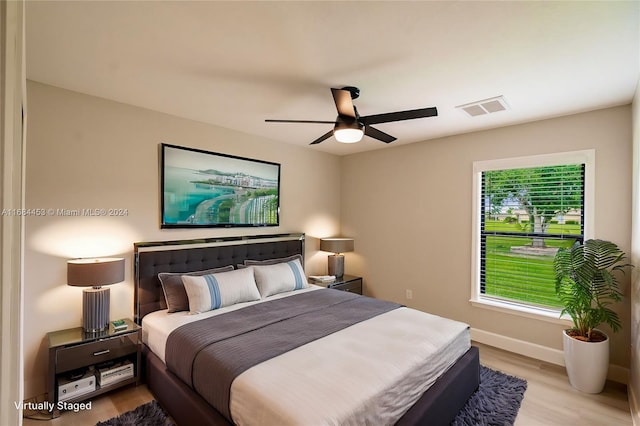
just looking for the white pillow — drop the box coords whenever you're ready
[252,258,307,298]
[158,265,234,313]
[182,267,260,314]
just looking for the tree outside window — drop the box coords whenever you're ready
[479,164,585,309]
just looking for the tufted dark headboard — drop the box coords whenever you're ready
[133,233,305,324]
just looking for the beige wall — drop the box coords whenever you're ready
[23,81,342,398]
[341,106,632,369]
[630,78,640,420]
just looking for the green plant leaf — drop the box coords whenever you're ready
[553,239,632,341]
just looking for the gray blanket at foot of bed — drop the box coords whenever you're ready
[166,289,401,422]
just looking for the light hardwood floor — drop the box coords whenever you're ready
[24,342,632,425]
[22,385,155,426]
[476,342,631,426]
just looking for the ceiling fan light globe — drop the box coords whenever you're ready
[334,128,364,143]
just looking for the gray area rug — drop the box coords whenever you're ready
[451,365,528,426]
[96,366,526,426]
[96,400,175,426]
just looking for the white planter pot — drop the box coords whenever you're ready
[563,329,609,393]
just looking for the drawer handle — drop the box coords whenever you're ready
[93,349,110,356]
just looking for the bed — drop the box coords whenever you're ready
[134,233,479,426]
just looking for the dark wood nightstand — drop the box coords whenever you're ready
[310,274,363,295]
[47,319,141,417]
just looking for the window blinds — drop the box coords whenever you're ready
[480,164,585,309]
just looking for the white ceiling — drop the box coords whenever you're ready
[26,1,639,156]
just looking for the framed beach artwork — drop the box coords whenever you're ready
[160,143,280,228]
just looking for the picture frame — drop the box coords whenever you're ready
[160,143,280,228]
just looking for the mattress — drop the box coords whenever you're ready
[142,287,470,425]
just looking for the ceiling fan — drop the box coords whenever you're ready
[265,86,438,145]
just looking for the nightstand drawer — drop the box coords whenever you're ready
[56,334,137,373]
[331,279,362,294]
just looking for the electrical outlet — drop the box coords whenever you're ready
[406,289,413,300]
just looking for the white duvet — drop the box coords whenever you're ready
[142,286,470,426]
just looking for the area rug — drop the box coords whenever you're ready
[451,365,528,426]
[96,400,175,426]
[96,366,526,426]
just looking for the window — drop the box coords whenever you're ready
[472,150,594,318]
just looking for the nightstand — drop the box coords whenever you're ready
[47,318,141,417]
[310,274,363,295]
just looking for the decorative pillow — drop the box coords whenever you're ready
[244,254,303,267]
[252,258,307,298]
[158,265,234,313]
[182,267,261,314]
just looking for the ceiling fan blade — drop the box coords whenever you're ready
[365,125,396,144]
[309,130,334,145]
[331,88,356,118]
[361,107,438,125]
[266,119,335,124]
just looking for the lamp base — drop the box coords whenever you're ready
[327,254,345,278]
[82,287,110,333]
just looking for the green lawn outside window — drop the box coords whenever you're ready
[482,221,581,308]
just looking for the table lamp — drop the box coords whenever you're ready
[320,238,354,278]
[67,257,125,333]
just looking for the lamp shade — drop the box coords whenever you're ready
[320,238,354,254]
[67,258,125,287]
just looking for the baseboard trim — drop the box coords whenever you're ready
[630,385,640,426]
[471,328,629,384]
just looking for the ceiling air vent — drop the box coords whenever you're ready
[456,96,509,117]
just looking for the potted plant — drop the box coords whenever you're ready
[553,239,631,393]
